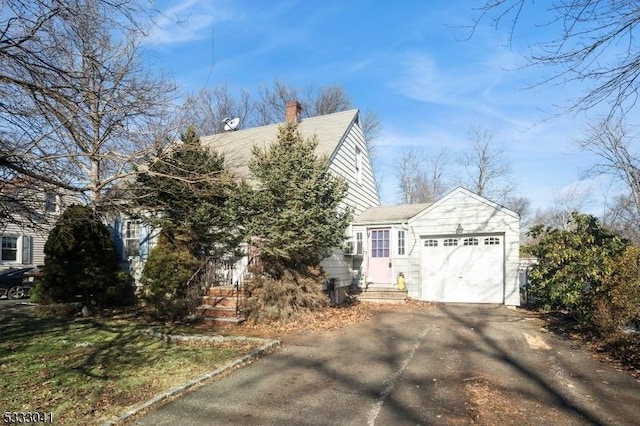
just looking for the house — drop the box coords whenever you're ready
[112,103,521,308]
[112,102,380,287]
[0,183,67,270]
[199,101,381,287]
[350,187,521,306]
[107,215,157,285]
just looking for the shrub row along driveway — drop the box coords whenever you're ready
[132,305,640,426]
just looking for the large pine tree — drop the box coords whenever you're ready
[247,122,351,276]
[132,126,242,258]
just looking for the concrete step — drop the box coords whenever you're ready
[201,295,245,307]
[354,287,407,304]
[200,316,247,327]
[195,305,242,318]
[206,285,241,297]
[196,284,251,327]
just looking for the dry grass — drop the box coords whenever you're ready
[0,308,262,425]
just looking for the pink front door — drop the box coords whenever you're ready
[368,228,392,284]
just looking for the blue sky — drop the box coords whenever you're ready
[146,0,615,213]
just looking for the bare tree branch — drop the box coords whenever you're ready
[396,147,452,204]
[182,80,382,144]
[0,0,178,218]
[475,0,640,116]
[579,116,640,226]
[459,126,513,201]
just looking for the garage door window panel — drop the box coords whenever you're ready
[463,237,479,246]
[485,237,500,245]
[443,238,457,247]
[424,239,438,247]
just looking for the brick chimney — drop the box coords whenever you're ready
[285,100,302,124]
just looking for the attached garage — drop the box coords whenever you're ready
[351,187,520,306]
[421,234,504,303]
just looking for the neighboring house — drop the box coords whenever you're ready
[351,187,521,306]
[0,184,67,271]
[112,101,380,286]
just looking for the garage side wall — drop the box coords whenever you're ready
[409,190,520,305]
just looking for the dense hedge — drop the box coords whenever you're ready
[32,205,133,308]
[139,241,201,321]
[526,212,640,331]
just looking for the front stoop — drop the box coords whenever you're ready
[352,286,408,304]
[195,285,247,326]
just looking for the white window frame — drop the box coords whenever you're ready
[124,220,141,258]
[1,235,19,262]
[397,230,405,256]
[44,192,58,213]
[370,229,390,258]
[355,231,363,255]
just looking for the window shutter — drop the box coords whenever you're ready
[139,224,150,260]
[21,235,32,265]
[112,219,124,260]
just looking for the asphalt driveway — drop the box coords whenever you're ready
[131,304,640,425]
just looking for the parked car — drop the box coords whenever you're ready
[22,266,43,285]
[0,267,38,299]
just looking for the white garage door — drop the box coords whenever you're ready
[421,235,504,303]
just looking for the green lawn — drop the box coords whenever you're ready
[0,306,263,425]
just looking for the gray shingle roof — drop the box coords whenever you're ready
[200,109,358,181]
[355,203,432,223]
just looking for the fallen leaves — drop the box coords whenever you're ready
[228,298,437,338]
[235,301,374,337]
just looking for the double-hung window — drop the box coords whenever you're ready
[124,220,140,257]
[355,232,363,255]
[397,230,405,255]
[1,236,18,262]
[45,192,58,213]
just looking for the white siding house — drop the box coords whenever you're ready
[351,187,521,306]
[107,216,159,286]
[200,103,381,287]
[0,189,68,270]
[115,103,381,287]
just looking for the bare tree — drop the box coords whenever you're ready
[578,116,640,238]
[0,1,177,213]
[458,127,513,202]
[504,196,530,218]
[604,194,640,243]
[530,183,593,231]
[183,80,381,147]
[475,0,640,116]
[397,147,452,204]
[580,117,640,219]
[181,84,252,135]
